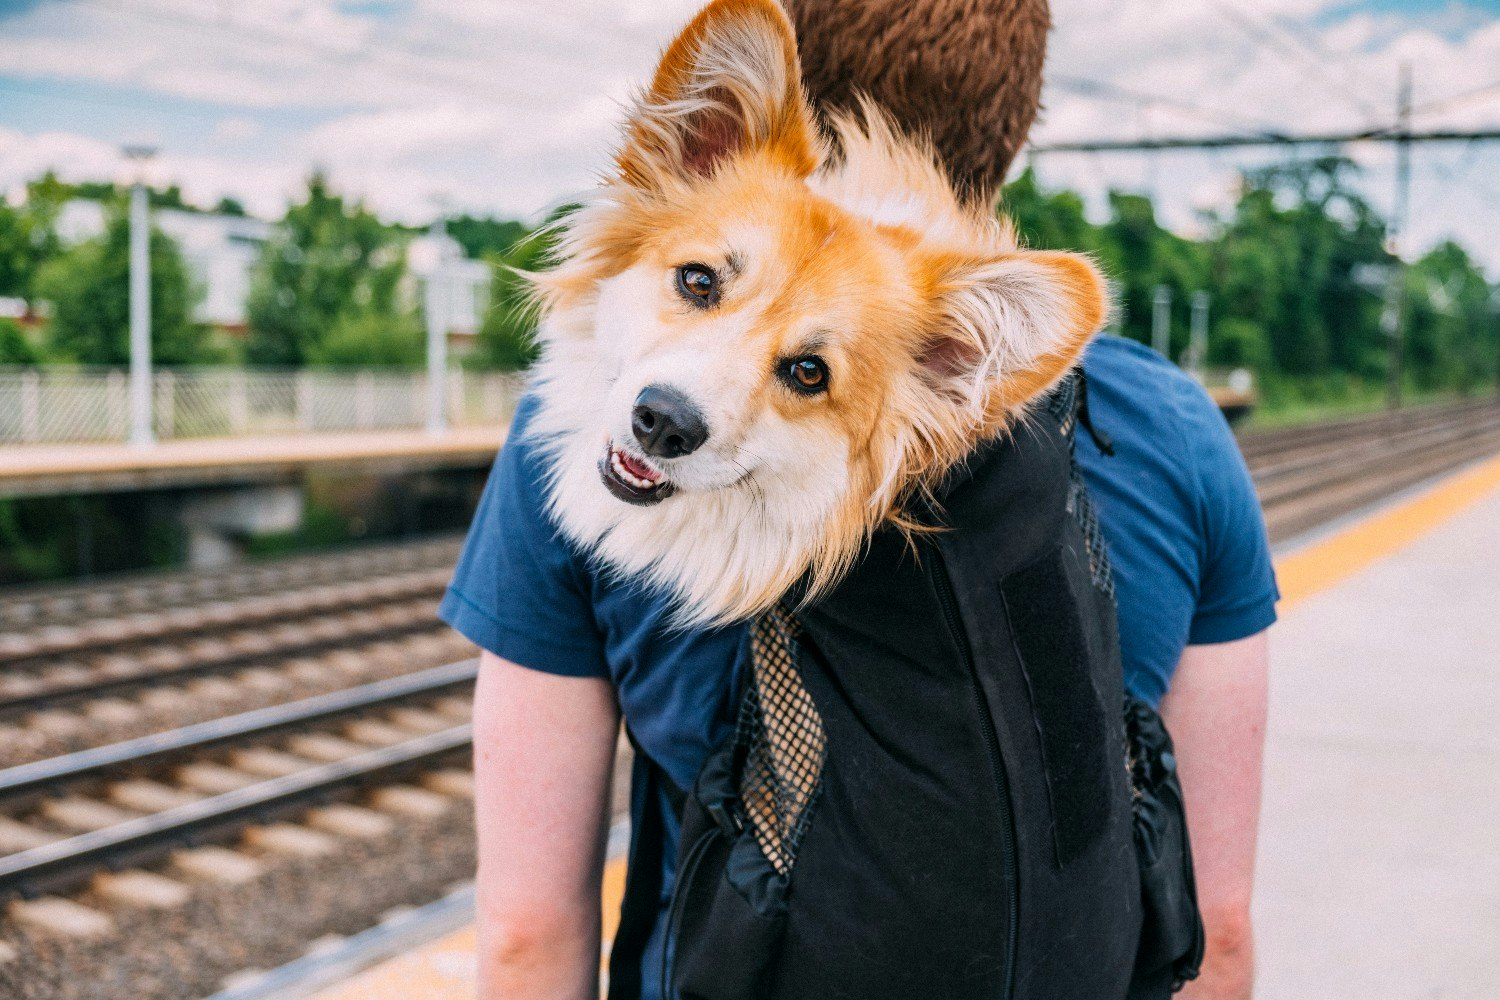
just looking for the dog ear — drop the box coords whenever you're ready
[921,249,1108,416]
[619,0,820,190]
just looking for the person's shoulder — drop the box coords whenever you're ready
[1082,334,1234,458]
[481,386,580,556]
[1084,335,1220,417]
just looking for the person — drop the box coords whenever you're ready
[441,2,1278,998]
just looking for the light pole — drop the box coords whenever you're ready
[1491,288,1500,398]
[123,144,157,447]
[1152,284,1172,359]
[425,208,450,437]
[1383,63,1413,410]
[1188,291,1210,376]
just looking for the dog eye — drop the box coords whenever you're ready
[675,264,719,307]
[781,356,830,395]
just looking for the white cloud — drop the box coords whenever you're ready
[211,117,262,144]
[0,0,1494,273]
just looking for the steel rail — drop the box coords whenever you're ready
[0,610,445,718]
[0,659,478,802]
[1029,126,1500,153]
[1251,409,1500,493]
[0,536,462,631]
[0,724,473,899]
[0,574,448,667]
[1238,400,1500,463]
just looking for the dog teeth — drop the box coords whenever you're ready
[610,449,659,491]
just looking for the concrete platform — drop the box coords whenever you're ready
[0,426,505,497]
[1255,455,1500,999]
[302,453,1500,1000]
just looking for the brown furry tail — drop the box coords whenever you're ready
[783,0,1050,204]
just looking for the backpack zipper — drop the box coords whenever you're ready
[929,546,1019,1000]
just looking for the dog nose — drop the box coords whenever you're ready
[632,384,708,458]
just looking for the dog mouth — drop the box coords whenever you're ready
[600,443,676,506]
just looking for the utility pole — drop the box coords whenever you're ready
[1383,63,1413,410]
[1152,285,1172,359]
[1188,291,1210,376]
[425,205,450,436]
[124,145,157,447]
[1491,288,1500,399]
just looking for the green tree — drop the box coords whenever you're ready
[1405,242,1498,394]
[1097,192,1208,354]
[0,173,68,306]
[996,158,1483,402]
[0,317,41,365]
[37,207,214,365]
[1213,158,1390,380]
[306,309,425,368]
[1001,168,1103,256]
[245,172,406,366]
[474,230,554,371]
[447,214,528,260]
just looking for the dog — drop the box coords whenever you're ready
[526,0,1106,627]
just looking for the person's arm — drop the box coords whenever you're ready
[473,650,620,1000]
[1159,630,1269,1000]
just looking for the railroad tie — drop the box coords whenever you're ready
[171,845,264,886]
[91,870,191,911]
[305,804,395,841]
[243,823,339,859]
[7,896,114,940]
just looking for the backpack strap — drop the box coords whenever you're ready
[1075,365,1116,457]
[609,729,685,1000]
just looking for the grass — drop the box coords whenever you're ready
[1240,378,1498,431]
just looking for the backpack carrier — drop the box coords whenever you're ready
[612,372,1204,1000]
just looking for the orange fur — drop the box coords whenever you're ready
[530,0,1106,625]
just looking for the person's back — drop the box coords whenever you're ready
[444,4,1277,998]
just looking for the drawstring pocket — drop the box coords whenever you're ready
[659,605,819,1000]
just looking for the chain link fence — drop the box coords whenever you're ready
[0,367,523,445]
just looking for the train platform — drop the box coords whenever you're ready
[0,426,505,497]
[301,451,1500,1000]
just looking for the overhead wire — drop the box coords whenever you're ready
[1205,0,1389,126]
[1412,78,1500,118]
[1047,74,1291,138]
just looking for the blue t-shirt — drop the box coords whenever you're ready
[1075,335,1279,703]
[439,333,1278,991]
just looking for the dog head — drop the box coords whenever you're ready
[529,0,1107,626]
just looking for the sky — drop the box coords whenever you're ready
[1,0,1497,273]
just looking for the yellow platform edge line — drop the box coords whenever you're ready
[317,450,1500,999]
[1274,450,1500,611]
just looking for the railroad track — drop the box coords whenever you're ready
[0,664,480,1000]
[0,536,475,771]
[1235,397,1499,466]
[1241,398,1500,543]
[0,537,462,633]
[0,566,450,666]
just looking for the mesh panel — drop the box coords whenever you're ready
[739,604,827,877]
[1049,373,1116,599]
[1069,473,1116,599]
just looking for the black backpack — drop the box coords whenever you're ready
[611,373,1204,1000]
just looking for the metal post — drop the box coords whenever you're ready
[1491,289,1500,398]
[156,369,174,439]
[297,370,314,431]
[1188,291,1210,376]
[1383,64,1412,410]
[229,369,248,434]
[20,369,40,443]
[128,177,153,446]
[1152,285,1172,358]
[425,212,449,436]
